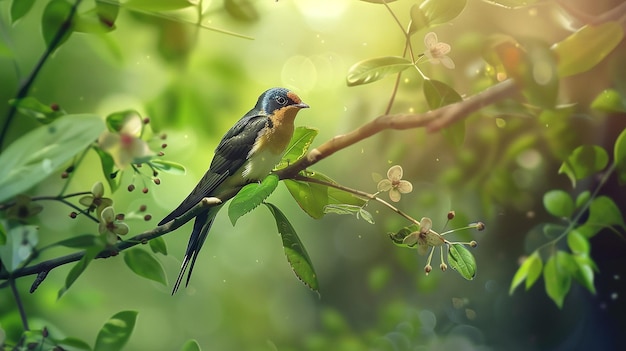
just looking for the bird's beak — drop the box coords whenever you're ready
[296,102,310,109]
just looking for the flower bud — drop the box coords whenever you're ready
[153,178,161,185]
[470,240,478,248]
[69,212,77,218]
[127,184,135,192]
[424,264,432,275]
[447,211,455,220]
[476,222,485,231]
[139,204,147,212]
[144,214,152,221]
[142,187,149,194]
[440,262,448,271]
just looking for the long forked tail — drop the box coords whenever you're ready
[171,211,216,295]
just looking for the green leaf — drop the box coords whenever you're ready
[409,0,467,33]
[388,224,420,248]
[0,222,6,245]
[125,0,193,11]
[181,339,201,351]
[11,0,36,23]
[510,251,543,294]
[56,337,92,351]
[55,234,99,248]
[285,171,365,219]
[553,22,624,77]
[228,174,279,225]
[105,110,137,132]
[572,255,597,294]
[41,0,74,50]
[123,248,167,286]
[94,147,120,193]
[0,114,105,203]
[447,243,476,280]
[543,252,573,308]
[591,89,626,113]
[423,78,465,145]
[96,0,119,28]
[0,223,38,271]
[587,196,626,232]
[614,128,626,184]
[94,310,138,351]
[277,126,319,168]
[575,191,590,209]
[150,159,187,175]
[567,230,590,256]
[323,204,374,224]
[58,245,102,299]
[264,202,318,292]
[149,236,168,255]
[8,97,65,123]
[357,208,375,224]
[224,0,259,22]
[558,145,609,187]
[346,56,413,86]
[543,190,574,218]
[323,204,361,216]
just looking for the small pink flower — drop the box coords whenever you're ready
[98,112,153,169]
[424,32,455,69]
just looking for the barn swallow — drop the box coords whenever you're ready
[159,87,309,294]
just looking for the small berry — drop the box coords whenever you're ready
[69,212,77,218]
[144,214,152,221]
[142,187,149,194]
[128,184,136,192]
[153,178,161,185]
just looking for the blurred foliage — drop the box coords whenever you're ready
[1,0,626,351]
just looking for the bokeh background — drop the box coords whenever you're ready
[2,0,626,350]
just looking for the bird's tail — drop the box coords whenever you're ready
[171,209,217,295]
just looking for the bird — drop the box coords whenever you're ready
[158,87,309,294]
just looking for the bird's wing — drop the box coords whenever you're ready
[158,114,269,225]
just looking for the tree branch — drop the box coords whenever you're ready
[0,197,222,283]
[276,79,518,179]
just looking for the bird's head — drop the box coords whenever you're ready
[257,87,309,115]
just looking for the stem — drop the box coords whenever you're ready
[292,174,425,229]
[58,146,91,196]
[0,0,84,150]
[10,279,29,331]
[536,162,617,253]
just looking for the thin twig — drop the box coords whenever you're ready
[0,0,84,150]
[10,279,29,330]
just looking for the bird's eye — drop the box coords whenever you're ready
[275,96,287,105]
